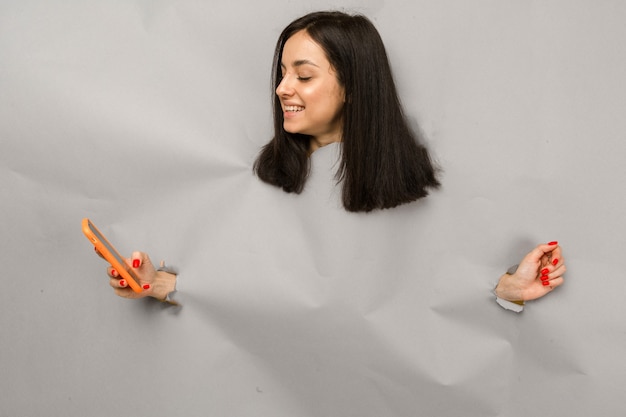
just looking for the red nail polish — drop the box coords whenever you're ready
[541,275,549,281]
[548,241,558,246]
[541,268,549,275]
[119,280,126,287]
[552,258,559,266]
[111,269,118,277]
[542,281,550,286]
[133,259,140,268]
[143,284,150,290]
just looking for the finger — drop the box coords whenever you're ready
[107,266,119,278]
[548,245,562,266]
[548,263,567,279]
[132,252,142,268]
[526,242,560,264]
[125,254,139,269]
[545,276,565,290]
[528,276,564,300]
[549,245,562,258]
[539,253,565,277]
[109,277,127,289]
[125,251,149,269]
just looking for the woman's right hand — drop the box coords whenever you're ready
[105,251,176,301]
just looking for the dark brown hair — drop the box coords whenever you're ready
[254,11,440,212]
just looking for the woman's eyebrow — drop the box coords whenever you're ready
[281,59,320,68]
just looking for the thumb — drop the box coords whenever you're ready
[524,241,559,264]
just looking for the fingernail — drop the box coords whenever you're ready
[541,275,549,281]
[111,269,118,277]
[541,268,549,275]
[132,259,140,268]
[542,280,550,286]
[552,258,559,266]
[548,241,558,246]
[119,280,126,287]
[142,284,151,290]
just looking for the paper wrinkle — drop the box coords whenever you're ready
[171,140,512,415]
[4,2,626,415]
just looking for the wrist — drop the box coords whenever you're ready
[495,273,525,313]
[151,270,177,301]
[495,273,525,303]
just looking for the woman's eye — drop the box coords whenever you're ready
[298,76,312,82]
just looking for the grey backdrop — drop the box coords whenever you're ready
[1,0,625,416]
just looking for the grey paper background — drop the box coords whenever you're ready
[1,0,625,416]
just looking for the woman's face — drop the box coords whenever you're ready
[276,30,345,149]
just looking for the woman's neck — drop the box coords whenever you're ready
[309,134,342,154]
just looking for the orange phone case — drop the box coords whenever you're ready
[81,218,142,293]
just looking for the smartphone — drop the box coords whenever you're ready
[81,218,142,293]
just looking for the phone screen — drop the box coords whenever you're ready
[85,220,127,265]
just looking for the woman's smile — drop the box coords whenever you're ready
[283,104,305,117]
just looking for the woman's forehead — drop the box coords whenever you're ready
[281,31,329,68]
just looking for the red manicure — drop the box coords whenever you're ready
[132,259,140,268]
[119,280,126,287]
[541,268,549,275]
[541,275,549,281]
[548,241,558,245]
[111,269,118,277]
[552,258,559,266]
[143,284,151,290]
[542,281,550,286]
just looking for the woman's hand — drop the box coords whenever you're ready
[495,242,566,302]
[105,251,176,301]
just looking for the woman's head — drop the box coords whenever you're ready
[256,11,439,211]
[272,11,399,150]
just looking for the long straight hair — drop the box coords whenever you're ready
[254,11,440,212]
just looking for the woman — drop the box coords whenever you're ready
[106,11,565,311]
[254,11,440,213]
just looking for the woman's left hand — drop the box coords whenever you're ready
[495,242,566,302]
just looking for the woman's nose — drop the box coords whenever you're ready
[276,75,294,97]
